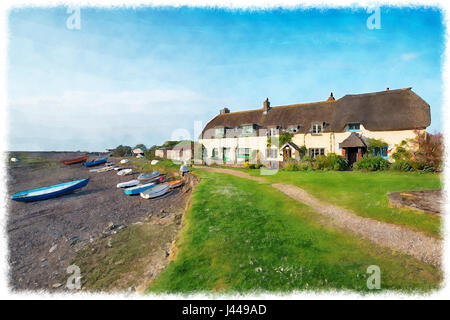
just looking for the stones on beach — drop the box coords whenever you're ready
[49,244,58,253]
[52,283,62,288]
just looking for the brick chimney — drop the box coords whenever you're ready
[263,98,271,113]
[327,92,335,101]
[219,107,230,114]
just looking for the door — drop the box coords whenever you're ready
[223,148,230,162]
[283,147,292,161]
[347,147,358,167]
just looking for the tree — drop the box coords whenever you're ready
[410,130,443,170]
[133,144,147,152]
[112,145,132,157]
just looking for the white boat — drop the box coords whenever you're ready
[113,166,122,171]
[116,179,140,188]
[97,166,114,173]
[150,160,159,165]
[140,183,170,199]
[120,159,130,164]
[117,168,132,176]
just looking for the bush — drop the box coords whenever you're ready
[313,153,348,171]
[283,162,300,171]
[353,155,390,171]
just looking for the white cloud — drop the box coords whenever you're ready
[400,52,420,62]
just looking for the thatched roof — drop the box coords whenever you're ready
[339,132,367,148]
[201,88,430,139]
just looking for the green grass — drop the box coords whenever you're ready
[147,170,441,293]
[236,169,441,238]
[126,157,189,175]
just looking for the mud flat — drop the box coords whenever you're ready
[6,152,195,291]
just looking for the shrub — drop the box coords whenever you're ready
[283,162,300,171]
[314,153,348,171]
[353,155,390,171]
[390,160,414,172]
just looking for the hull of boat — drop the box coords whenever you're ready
[117,180,140,188]
[117,169,133,176]
[11,179,89,202]
[61,155,89,165]
[140,183,170,199]
[124,182,155,195]
[169,180,183,189]
[137,171,159,180]
[84,157,108,167]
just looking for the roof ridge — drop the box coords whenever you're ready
[343,87,412,98]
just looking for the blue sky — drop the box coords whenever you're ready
[7,6,444,151]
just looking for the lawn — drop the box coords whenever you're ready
[240,169,442,238]
[147,170,441,293]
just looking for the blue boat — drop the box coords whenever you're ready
[84,157,108,167]
[124,182,155,195]
[11,179,89,202]
[137,171,159,180]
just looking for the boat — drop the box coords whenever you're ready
[150,160,159,165]
[123,182,155,195]
[96,166,114,173]
[168,180,183,189]
[113,166,123,171]
[117,168,133,176]
[11,179,89,202]
[117,180,140,188]
[84,157,108,167]
[140,183,170,199]
[137,171,159,180]
[120,159,130,164]
[61,155,89,165]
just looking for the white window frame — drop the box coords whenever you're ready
[312,124,322,134]
[309,148,325,158]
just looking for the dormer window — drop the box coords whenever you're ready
[348,123,361,132]
[240,125,254,136]
[312,123,322,134]
[288,127,297,133]
[214,127,225,138]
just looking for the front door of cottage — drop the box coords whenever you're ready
[283,147,292,161]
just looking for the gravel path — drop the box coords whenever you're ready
[195,166,442,268]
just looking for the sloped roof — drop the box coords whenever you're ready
[339,132,367,148]
[281,141,302,151]
[201,88,430,138]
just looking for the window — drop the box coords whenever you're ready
[348,123,361,131]
[373,146,388,158]
[288,127,297,133]
[268,127,278,136]
[212,148,219,159]
[237,148,250,159]
[214,127,225,138]
[312,124,322,134]
[309,148,325,158]
[240,125,254,136]
[266,148,278,158]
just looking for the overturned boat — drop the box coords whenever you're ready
[11,179,89,202]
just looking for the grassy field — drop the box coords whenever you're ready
[233,169,442,238]
[148,170,441,293]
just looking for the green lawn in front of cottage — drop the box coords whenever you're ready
[242,169,442,238]
[147,170,441,293]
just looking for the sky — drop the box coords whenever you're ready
[7,6,445,151]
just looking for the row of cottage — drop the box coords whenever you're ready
[156,87,431,167]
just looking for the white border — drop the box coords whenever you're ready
[0,0,448,300]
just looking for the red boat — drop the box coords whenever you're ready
[61,155,89,165]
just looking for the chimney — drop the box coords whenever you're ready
[219,107,230,115]
[263,98,271,113]
[327,92,335,101]
[386,87,389,91]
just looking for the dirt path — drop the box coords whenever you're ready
[195,166,442,268]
